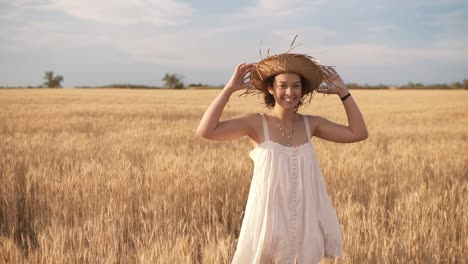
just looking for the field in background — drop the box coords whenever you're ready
[0,89,467,263]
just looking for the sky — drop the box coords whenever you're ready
[1,0,467,87]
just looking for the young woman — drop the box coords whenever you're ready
[197,53,368,263]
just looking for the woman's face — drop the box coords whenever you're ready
[268,73,302,110]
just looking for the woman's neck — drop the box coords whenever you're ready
[272,106,296,124]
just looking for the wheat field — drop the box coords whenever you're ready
[0,88,467,263]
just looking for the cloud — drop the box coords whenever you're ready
[229,0,324,21]
[257,0,307,11]
[48,0,193,26]
[2,0,467,86]
[318,42,468,68]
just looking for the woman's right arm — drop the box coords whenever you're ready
[196,63,255,141]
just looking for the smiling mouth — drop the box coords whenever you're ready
[282,97,296,102]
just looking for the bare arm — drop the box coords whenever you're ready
[196,63,255,141]
[312,67,369,143]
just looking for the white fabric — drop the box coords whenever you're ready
[231,114,342,264]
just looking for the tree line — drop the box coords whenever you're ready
[1,71,467,89]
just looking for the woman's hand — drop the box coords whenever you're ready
[317,66,349,97]
[224,63,255,94]
[312,66,368,143]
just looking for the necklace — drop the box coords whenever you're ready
[272,110,296,140]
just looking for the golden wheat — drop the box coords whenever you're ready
[0,88,467,263]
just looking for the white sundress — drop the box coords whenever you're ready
[231,114,342,264]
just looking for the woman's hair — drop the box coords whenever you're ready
[262,73,313,110]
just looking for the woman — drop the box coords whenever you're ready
[197,52,368,263]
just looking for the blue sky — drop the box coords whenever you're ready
[1,0,467,87]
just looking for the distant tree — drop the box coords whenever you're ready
[451,82,462,89]
[463,79,468,90]
[345,83,360,90]
[162,73,184,89]
[188,83,210,88]
[43,71,64,88]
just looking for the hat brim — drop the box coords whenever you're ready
[249,53,323,95]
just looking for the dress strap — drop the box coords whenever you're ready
[303,115,311,139]
[260,113,270,141]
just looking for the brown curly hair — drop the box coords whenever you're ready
[262,74,314,110]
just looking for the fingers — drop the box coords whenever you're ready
[318,66,344,95]
[316,88,331,94]
[317,66,350,97]
[237,63,255,80]
[321,66,340,81]
[226,63,256,93]
[316,85,345,96]
[237,63,255,70]
[228,63,255,91]
[235,63,255,78]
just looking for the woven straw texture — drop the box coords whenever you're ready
[248,53,324,95]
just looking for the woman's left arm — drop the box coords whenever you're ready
[312,66,369,143]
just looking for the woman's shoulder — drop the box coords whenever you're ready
[300,113,319,121]
[302,114,323,121]
[234,113,264,142]
[301,114,324,128]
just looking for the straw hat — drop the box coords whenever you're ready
[247,53,325,96]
